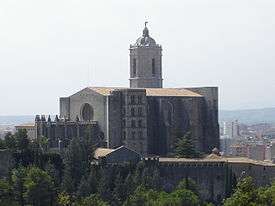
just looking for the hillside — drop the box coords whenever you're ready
[220,108,275,124]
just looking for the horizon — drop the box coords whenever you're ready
[0,0,275,115]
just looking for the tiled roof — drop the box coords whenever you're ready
[15,123,35,128]
[88,87,202,97]
[94,148,114,159]
[145,88,202,97]
[88,87,125,96]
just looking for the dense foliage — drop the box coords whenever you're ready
[1,129,275,206]
[174,132,201,158]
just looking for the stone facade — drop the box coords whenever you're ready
[34,24,219,156]
[35,115,103,149]
[129,24,163,88]
[57,87,218,156]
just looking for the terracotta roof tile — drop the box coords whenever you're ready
[88,87,202,97]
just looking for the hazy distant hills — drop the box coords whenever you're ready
[220,108,275,124]
[0,108,275,125]
[0,115,34,125]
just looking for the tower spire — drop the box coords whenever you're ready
[143,21,149,37]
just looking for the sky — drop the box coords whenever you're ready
[0,0,274,115]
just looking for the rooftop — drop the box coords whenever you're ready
[15,123,35,128]
[158,155,275,167]
[88,87,202,97]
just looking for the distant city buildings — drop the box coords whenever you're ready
[220,120,275,162]
[222,120,240,139]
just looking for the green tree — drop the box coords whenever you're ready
[37,136,49,153]
[112,172,126,205]
[76,194,109,206]
[61,137,84,193]
[14,129,29,152]
[61,132,96,194]
[97,168,113,202]
[176,177,199,196]
[223,176,259,206]
[0,138,6,149]
[174,132,200,158]
[23,166,55,206]
[0,178,18,206]
[77,176,91,198]
[57,192,71,206]
[45,160,61,188]
[170,188,200,206]
[4,132,16,151]
[11,167,27,206]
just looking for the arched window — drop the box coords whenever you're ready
[122,131,126,140]
[81,103,93,121]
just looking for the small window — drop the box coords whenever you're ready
[138,119,142,127]
[131,131,136,139]
[152,58,155,76]
[130,95,135,104]
[133,58,136,77]
[131,108,135,116]
[131,120,136,128]
[138,107,142,116]
[138,95,142,104]
[122,131,126,140]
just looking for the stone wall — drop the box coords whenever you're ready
[147,95,213,155]
[35,117,103,148]
[187,87,220,152]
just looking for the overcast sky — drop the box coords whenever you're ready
[0,0,274,115]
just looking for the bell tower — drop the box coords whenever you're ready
[129,22,163,88]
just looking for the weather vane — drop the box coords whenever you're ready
[145,21,148,27]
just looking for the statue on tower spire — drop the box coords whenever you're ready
[143,21,149,37]
[145,21,148,27]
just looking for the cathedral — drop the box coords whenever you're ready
[35,23,219,156]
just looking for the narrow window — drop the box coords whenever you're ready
[133,58,136,77]
[130,95,135,104]
[131,108,135,116]
[131,120,136,128]
[152,58,155,76]
[138,95,142,104]
[138,107,142,116]
[138,119,142,127]
[122,131,126,140]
